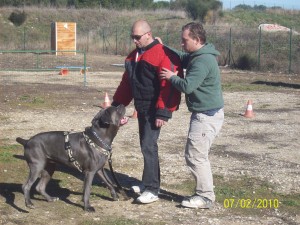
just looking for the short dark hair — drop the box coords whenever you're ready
[182,22,206,44]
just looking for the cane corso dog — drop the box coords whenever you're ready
[16,105,126,212]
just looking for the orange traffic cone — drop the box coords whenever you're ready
[80,68,88,75]
[243,100,254,118]
[59,68,69,75]
[130,109,138,119]
[101,92,111,108]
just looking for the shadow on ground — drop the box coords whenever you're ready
[252,81,300,89]
[0,154,183,212]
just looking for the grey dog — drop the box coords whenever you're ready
[16,104,126,212]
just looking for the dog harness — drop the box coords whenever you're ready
[63,129,112,173]
[64,131,83,172]
[64,129,130,199]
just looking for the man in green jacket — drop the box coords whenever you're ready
[160,22,224,209]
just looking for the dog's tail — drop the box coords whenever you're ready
[16,137,28,146]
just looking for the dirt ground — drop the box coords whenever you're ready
[0,55,300,225]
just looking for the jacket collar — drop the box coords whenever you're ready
[138,39,159,53]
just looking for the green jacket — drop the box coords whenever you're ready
[169,43,224,113]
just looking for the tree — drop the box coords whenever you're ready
[153,1,170,10]
[253,5,267,11]
[185,0,222,23]
[234,4,252,10]
[50,0,56,7]
[170,0,188,10]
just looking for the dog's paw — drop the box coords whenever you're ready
[48,197,59,202]
[84,206,95,212]
[111,192,119,201]
[26,203,35,209]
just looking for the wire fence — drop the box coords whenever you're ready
[0,25,299,74]
[207,26,300,74]
[0,50,88,86]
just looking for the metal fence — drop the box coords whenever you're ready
[0,50,88,86]
[0,25,299,74]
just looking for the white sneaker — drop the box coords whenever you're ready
[136,191,159,204]
[131,184,145,194]
[181,195,213,209]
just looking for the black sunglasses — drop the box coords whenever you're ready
[130,31,150,41]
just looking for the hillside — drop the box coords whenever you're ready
[223,8,300,30]
[0,7,188,51]
[0,7,300,73]
[1,6,299,50]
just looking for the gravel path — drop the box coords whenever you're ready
[0,69,299,225]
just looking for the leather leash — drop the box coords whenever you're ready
[108,153,130,200]
[84,128,130,199]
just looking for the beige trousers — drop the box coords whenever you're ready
[185,108,224,202]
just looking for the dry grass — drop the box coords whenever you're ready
[1,7,300,73]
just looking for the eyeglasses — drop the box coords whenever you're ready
[130,31,150,41]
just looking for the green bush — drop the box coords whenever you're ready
[234,54,257,70]
[8,10,27,26]
[186,0,222,22]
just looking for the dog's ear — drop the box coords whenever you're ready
[99,110,113,125]
[91,109,105,126]
[92,108,114,127]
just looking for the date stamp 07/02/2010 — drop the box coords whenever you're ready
[223,198,279,209]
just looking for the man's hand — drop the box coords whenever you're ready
[155,118,167,128]
[160,67,177,81]
[155,37,163,44]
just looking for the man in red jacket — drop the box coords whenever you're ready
[112,20,183,204]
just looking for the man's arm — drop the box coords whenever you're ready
[160,60,209,94]
[165,46,190,68]
[112,71,133,106]
[155,48,184,121]
[155,37,189,68]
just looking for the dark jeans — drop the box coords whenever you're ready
[137,113,161,195]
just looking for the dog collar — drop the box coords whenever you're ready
[91,129,112,151]
[84,127,112,151]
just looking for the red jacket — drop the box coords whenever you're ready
[113,40,183,120]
